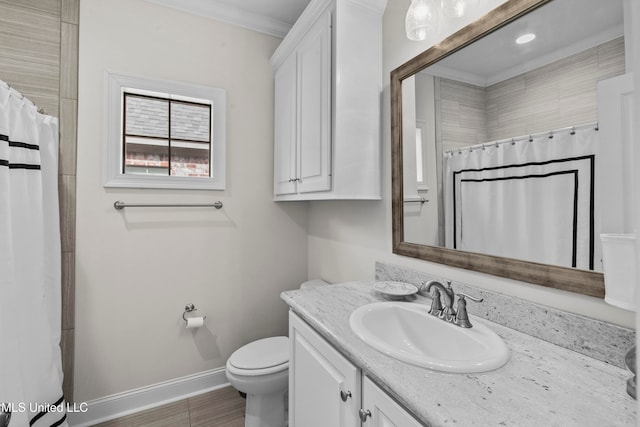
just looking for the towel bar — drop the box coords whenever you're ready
[113,200,223,210]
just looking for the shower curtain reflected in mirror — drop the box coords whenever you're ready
[0,81,67,427]
[444,126,599,271]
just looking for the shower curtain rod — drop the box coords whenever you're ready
[1,79,47,115]
[445,121,599,155]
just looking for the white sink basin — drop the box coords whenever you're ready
[349,301,510,373]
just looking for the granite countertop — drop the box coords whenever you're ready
[281,281,636,427]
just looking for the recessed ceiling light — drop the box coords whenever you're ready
[516,33,536,44]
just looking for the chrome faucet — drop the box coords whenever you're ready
[424,280,455,321]
[421,280,483,328]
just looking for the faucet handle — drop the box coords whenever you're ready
[427,288,443,315]
[454,293,483,328]
[457,292,483,303]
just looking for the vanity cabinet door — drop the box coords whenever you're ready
[360,376,423,427]
[289,311,360,427]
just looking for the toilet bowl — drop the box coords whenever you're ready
[226,280,328,427]
[226,336,289,427]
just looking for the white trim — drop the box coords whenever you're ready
[103,71,226,190]
[146,0,293,38]
[67,368,229,427]
[273,194,382,201]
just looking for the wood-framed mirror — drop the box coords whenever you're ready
[391,0,630,298]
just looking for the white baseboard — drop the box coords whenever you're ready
[67,368,229,426]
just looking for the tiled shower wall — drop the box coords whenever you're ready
[0,0,78,401]
[436,37,625,151]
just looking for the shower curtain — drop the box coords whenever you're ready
[0,82,67,426]
[444,127,598,270]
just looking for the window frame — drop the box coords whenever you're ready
[104,71,226,190]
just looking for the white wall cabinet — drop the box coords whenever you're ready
[289,311,422,426]
[274,11,332,197]
[271,0,386,200]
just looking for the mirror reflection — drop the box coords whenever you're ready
[401,0,629,273]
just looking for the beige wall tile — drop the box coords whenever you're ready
[437,77,487,148]
[62,0,79,24]
[59,174,76,253]
[0,56,59,98]
[60,23,79,99]
[0,2,61,115]
[485,75,525,101]
[62,251,75,330]
[0,3,60,66]
[60,98,77,174]
[0,0,60,15]
[61,329,74,402]
[483,37,624,141]
[440,78,485,108]
[524,108,562,135]
[598,37,626,73]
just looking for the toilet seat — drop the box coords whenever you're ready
[227,336,289,377]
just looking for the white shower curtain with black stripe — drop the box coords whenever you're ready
[0,82,67,427]
[444,126,599,271]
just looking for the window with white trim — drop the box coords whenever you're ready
[105,72,226,190]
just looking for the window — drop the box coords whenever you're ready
[415,120,429,191]
[105,72,226,190]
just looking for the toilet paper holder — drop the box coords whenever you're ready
[183,303,207,324]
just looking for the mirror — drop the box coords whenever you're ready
[391,0,629,298]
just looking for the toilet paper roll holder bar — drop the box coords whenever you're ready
[183,303,207,324]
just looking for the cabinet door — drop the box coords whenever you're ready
[296,11,332,194]
[274,53,298,196]
[597,73,635,235]
[289,311,360,427]
[360,376,423,427]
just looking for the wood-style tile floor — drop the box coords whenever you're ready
[92,386,245,427]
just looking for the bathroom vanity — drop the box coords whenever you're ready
[289,310,422,426]
[281,280,636,426]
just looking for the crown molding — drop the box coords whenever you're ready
[146,0,293,38]
[269,0,387,68]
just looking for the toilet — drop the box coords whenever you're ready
[226,280,328,427]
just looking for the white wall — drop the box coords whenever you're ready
[76,0,308,401]
[308,0,635,328]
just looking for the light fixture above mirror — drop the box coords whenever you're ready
[406,0,473,41]
[406,0,439,41]
[440,0,472,18]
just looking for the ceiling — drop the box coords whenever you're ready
[426,0,625,86]
[147,0,625,82]
[147,0,312,38]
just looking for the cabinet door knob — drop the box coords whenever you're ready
[359,409,372,422]
[340,390,352,402]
